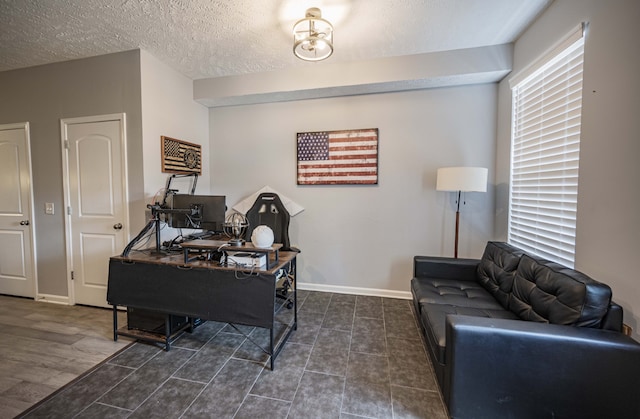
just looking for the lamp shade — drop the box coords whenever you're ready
[436,167,488,192]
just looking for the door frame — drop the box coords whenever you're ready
[0,121,38,298]
[60,113,129,305]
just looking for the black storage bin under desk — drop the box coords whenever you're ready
[126,307,189,335]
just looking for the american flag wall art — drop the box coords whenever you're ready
[161,136,202,175]
[297,129,379,185]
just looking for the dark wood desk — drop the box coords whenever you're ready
[180,240,283,269]
[107,249,297,370]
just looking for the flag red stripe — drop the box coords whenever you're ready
[329,136,377,143]
[299,163,377,169]
[330,146,377,152]
[299,171,378,177]
[326,154,376,161]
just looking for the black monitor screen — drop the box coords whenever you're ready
[168,194,226,232]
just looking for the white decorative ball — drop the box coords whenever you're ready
[251,225,274,248]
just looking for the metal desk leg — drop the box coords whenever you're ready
[293,258,297,331]
[270,327,275,370]
[165,315,171,351]
[113,305,118,341]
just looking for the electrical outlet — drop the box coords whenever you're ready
[45,202,54,215]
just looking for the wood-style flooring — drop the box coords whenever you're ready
[0,295,131,418]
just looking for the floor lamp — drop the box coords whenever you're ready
[436,167,488,258]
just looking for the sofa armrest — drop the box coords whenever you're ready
[413,256,479,281]
[444,315,640,419]
[601,301,624,332]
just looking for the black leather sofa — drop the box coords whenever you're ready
[411,241,640,419]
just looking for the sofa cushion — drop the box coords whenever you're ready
[412,276,516,366]
[419,303,518,365]
[412,277,505,310]
[509,254,612,327]
[476,241,524,308]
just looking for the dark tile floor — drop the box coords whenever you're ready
[20,291,448,418]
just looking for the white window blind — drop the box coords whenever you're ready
[508,26,585,268]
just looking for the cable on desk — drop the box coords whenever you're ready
[122,219,166,256]
[233,261,258,279]
[164,233,184,252]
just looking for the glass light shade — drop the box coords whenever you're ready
[436,167,488,192]
[293,7,334,61]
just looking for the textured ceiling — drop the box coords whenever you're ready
[0,0,552,80]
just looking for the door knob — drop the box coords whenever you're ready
[113,223,123,230]
[20,220,30,226]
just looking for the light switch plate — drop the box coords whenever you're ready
[45,202,54,215]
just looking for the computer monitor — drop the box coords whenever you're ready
[168,194,226,232]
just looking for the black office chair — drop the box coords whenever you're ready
[244,192,299,307]
[245,193,297,250]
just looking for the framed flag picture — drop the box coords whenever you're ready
[297,128,379,185]
[161,136,202,175]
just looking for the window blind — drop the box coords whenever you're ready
[508,27,585,268]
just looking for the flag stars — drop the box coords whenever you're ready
[297,132,329,161]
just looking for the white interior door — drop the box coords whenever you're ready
[0,122,37,298]
[61,114,128,307]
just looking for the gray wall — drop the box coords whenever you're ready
[0,50,144,297]
[496,0,640,338]
[210,84,497,295]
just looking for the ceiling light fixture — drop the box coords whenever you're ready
[293,7,334,62]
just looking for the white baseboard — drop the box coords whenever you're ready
[36,293,70,305]
[34,286,411,304]
[297,282,411,300]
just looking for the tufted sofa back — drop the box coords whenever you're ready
[477,242,614,328]
[476,241,524,308]
[508,254,613,327]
